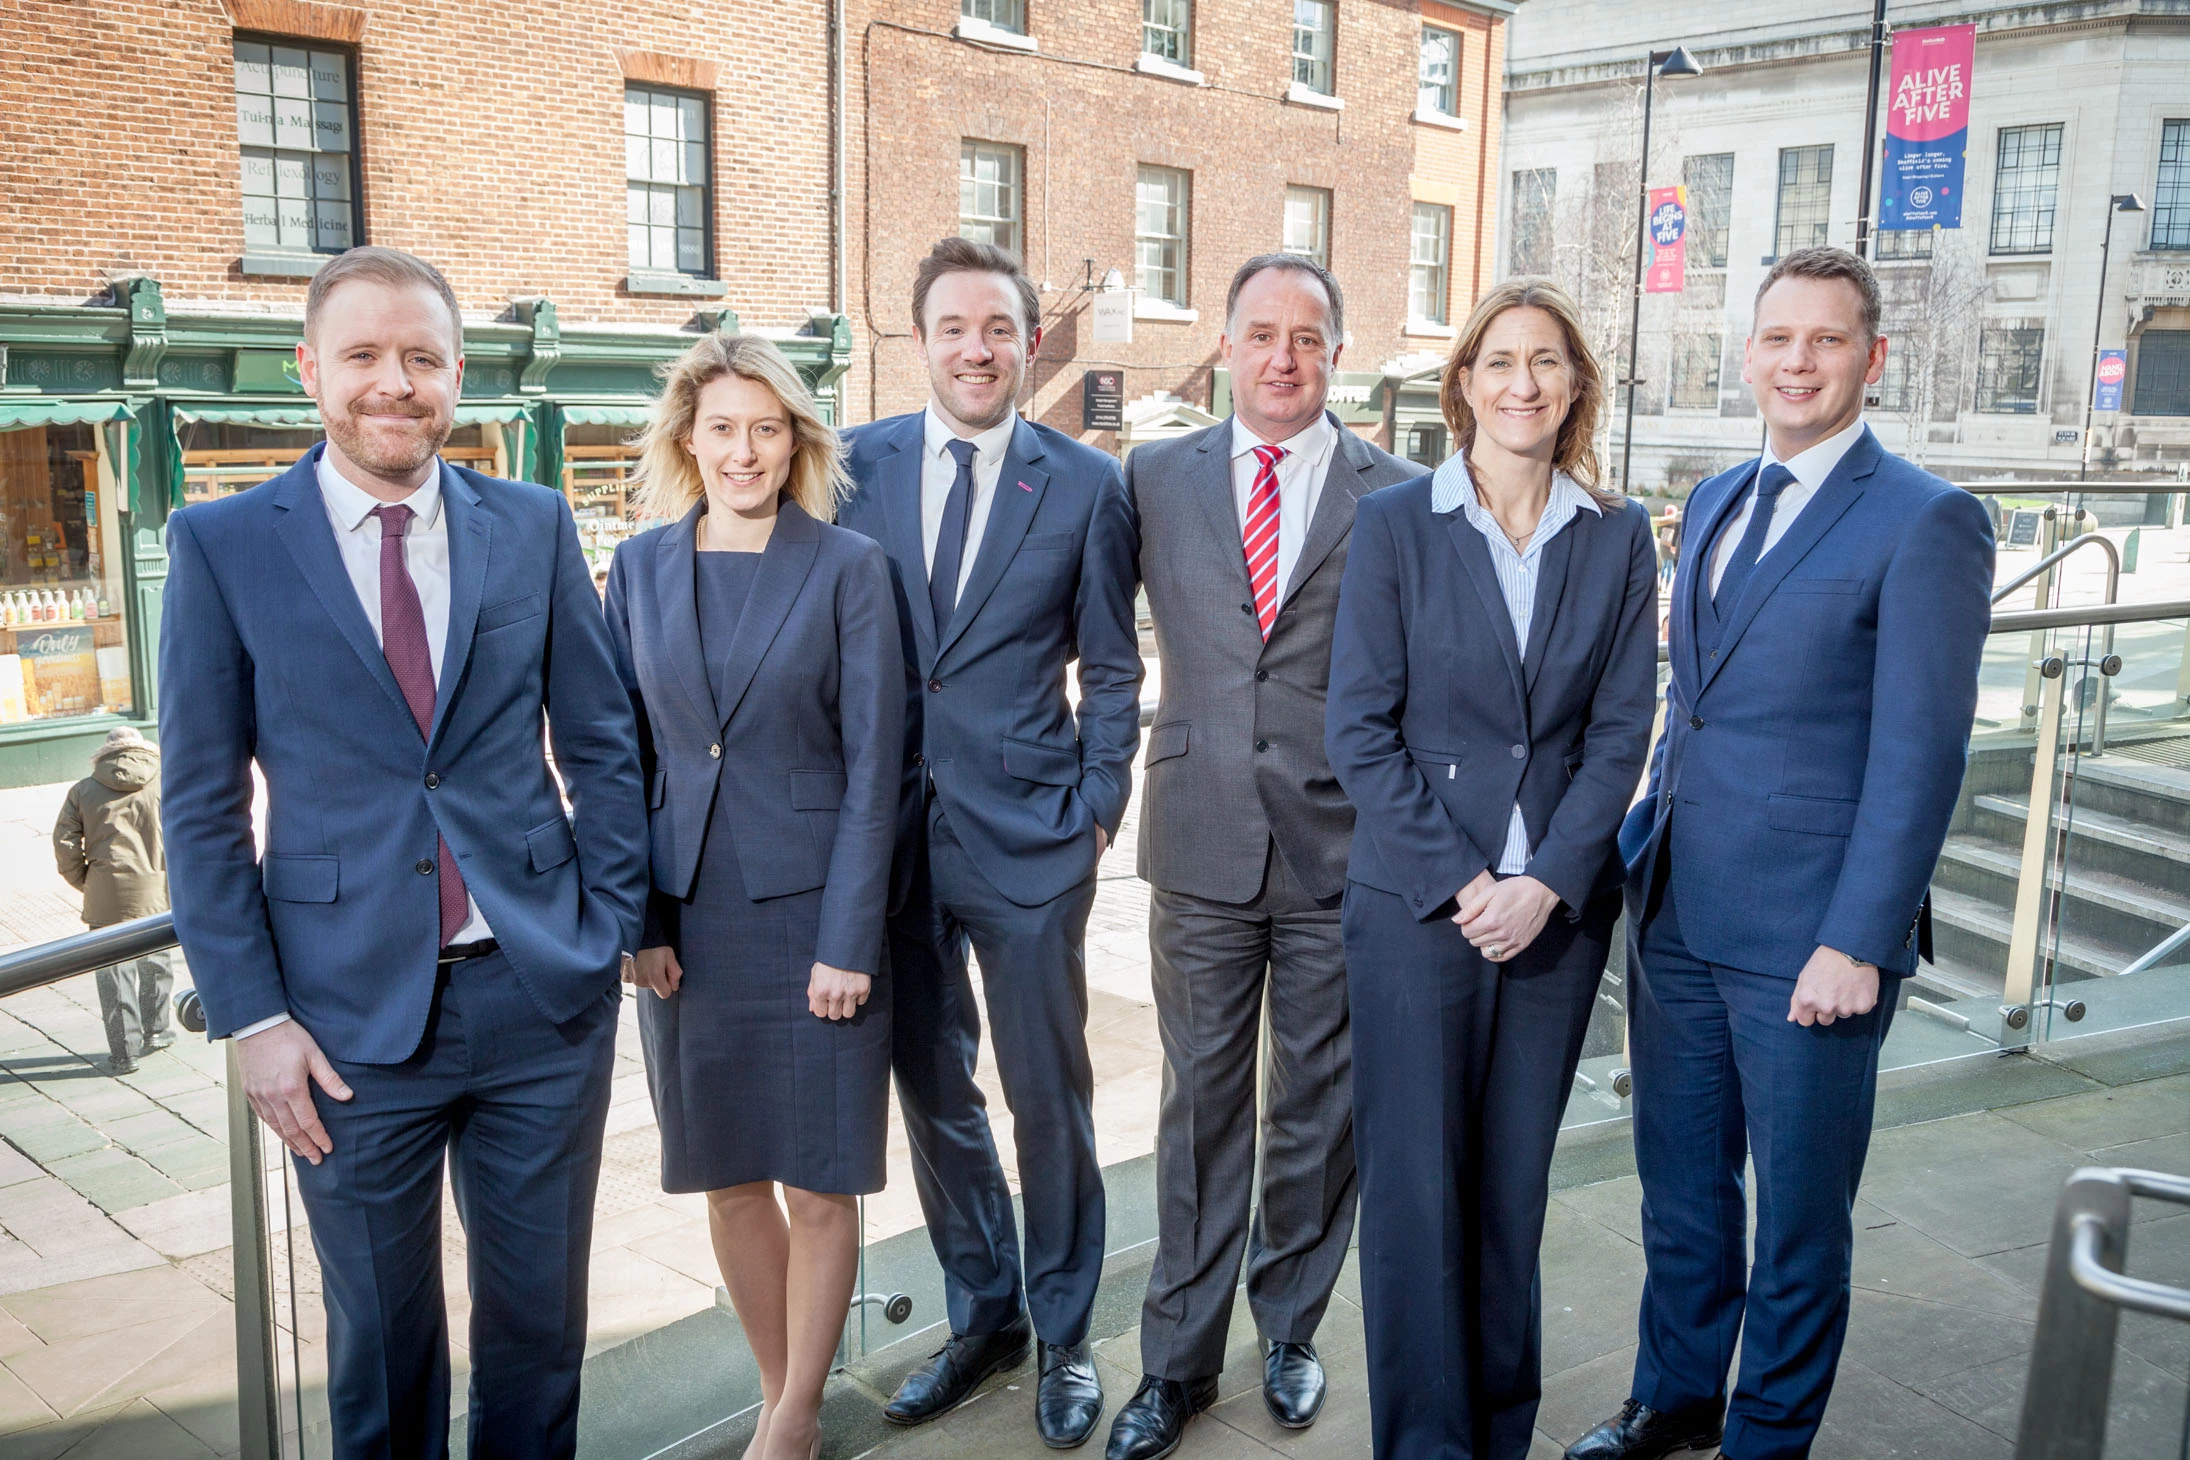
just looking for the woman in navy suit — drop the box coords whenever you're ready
[605,334,901,1460]
[1325,279,1659,1460]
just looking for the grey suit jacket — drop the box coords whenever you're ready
[1129,414,1416,904]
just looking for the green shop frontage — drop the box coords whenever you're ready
[0,279,850,788]
[1209,357,1453,470]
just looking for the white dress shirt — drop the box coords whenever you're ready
[1707,414,1867,595]
[1431,455,1603,875]
[235,451,492,1043]
[1230,412,1338,600]
[921,405,1017,602]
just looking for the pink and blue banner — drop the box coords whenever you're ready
[1879,23,1975,232]
[1645,186,1687,293]
[2095,350,2128,412]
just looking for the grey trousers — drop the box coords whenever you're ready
[1139,838,1358,1380]
[95,950,175,1060]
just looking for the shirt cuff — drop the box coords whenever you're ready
[232,1012,292,1040]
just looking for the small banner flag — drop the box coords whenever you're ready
[1880,23,1976,231]
[1644,185,1687,293]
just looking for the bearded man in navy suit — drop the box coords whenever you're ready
[1567,248,1994,1460]
[161,247,648,1460]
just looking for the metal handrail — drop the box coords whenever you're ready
[1991,532,2120,607]
[1990,599,2190,633]
[1953,480,2189,496]
[2017,1168,2190,1459]
[0,913,281,1460]
[2120,921,2190,978]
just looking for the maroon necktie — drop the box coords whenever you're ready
[370,504,468,946]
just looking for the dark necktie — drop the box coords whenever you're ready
[1711,462,1798,615]
[370,503,469,947]
[930,438,978,639]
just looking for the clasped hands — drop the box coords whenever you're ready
[623,947,871,1022]
[1451,869,1560,962]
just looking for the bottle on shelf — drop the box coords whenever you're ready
[97,591,111,619]
[69,590,84,622]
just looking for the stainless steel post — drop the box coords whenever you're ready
[227,1042,282,1460]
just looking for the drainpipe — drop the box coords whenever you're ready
[829,0,846,317]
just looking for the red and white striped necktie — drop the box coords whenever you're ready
[1242,443,1286,639]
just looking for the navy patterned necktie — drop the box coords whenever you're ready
[1711,462,1798,614]
[931,438,978,638]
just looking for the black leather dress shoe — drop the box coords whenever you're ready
[1564,1398,1725,1460]
[1261,1341,1324,1429]
[1104,1374,1219,1460]
[882,1317,1032,1425]
[1037,1340,1104,1448]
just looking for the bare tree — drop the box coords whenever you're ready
[1874,234,1987,469]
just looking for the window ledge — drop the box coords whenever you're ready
[954,17,1038,51]
[1411,105,1467,131]
[1133,298,1199,324]
[1405,319,1456,339]
[1285,82,1344,111]
[1134,53,1205,86]
[626,271,729,298]
[239,251,330,279]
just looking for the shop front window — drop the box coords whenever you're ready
[0,424,134,724]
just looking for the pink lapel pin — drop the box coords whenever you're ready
[1018,481,1033,491]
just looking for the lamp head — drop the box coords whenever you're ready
[2112,193,2147,213]
[1656,45,1703,78]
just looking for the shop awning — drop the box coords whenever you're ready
[0,399,135,430]
[171,404,325,428]
[557,404,655,427]
[454,402,535,425]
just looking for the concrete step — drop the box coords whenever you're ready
[1927,887,2133,984]
[1969,793,2190,889]
[1935,838,2190,949]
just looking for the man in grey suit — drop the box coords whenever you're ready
[1106,255,1416,1460]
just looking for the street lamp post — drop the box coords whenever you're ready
[1619,45,1702,496]
[2079,192,2147,482]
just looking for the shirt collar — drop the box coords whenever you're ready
[1430,454,1603,521]
[923,404,1018,465]
[1231,410,1336,469]
[1763,414,1867,493]
[316,447,444,533]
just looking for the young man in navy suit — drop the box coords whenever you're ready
[837,238,1142,1448]
[160,247,648,1460]
[1567,248,1994,1460]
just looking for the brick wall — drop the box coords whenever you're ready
[0,0,835,331]
[842,0,1507,437]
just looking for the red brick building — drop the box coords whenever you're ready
[0,0,1505,784]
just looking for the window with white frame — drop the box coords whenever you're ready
[2132,330,2190,414]
[1773,145,1833,258]
[1681,153,1732,270]
[1989,123,2063,255]
[1510,167,1555,276]
[962,0,1024,34]
[1283,186,1331,268]
[233,38,359,255]
[1875,227,1935,259]
[2155,121,2190,251]
[1136,165,1191,306]
[1669,335,1721,411]
[625,85,711,277]
[959,141,1022,257]
[1292,0,1335,95]
[1418,27,1459,116]
[1410,202,1452,326]
[1143,0,1191,66]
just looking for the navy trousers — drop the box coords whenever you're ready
[1346,880,1615,1460]
[888,803,1105,1344]
[1629,875,1900,1460]
[293,951,618,1460]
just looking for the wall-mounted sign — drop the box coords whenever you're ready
[1880,24,1976,231]
[1082,368,1125,431]
[1091,290,1134,345]
[231,350,307,394]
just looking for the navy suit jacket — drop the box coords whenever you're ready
[1327,475,1660,922]
[159,445,650,1064]
[602,499,902,976]
[1620,426,1996,978]
[839,412,1142,909]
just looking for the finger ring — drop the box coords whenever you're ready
[1487,945,1503,960]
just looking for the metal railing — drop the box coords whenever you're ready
[0,913,286,1460]
[2016,1167,2190,1459]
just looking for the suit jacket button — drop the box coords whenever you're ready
[913,752,925,767]
[1241,603,1254,616]
[1511,744,1526,759]
[1255,668,1268,682]
[708,743,721,758]
[928,678,943,693]
[1689,715,1705,729]
[423,772,440,789]
[415,858,434,875]
[1255,739,1270,753]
